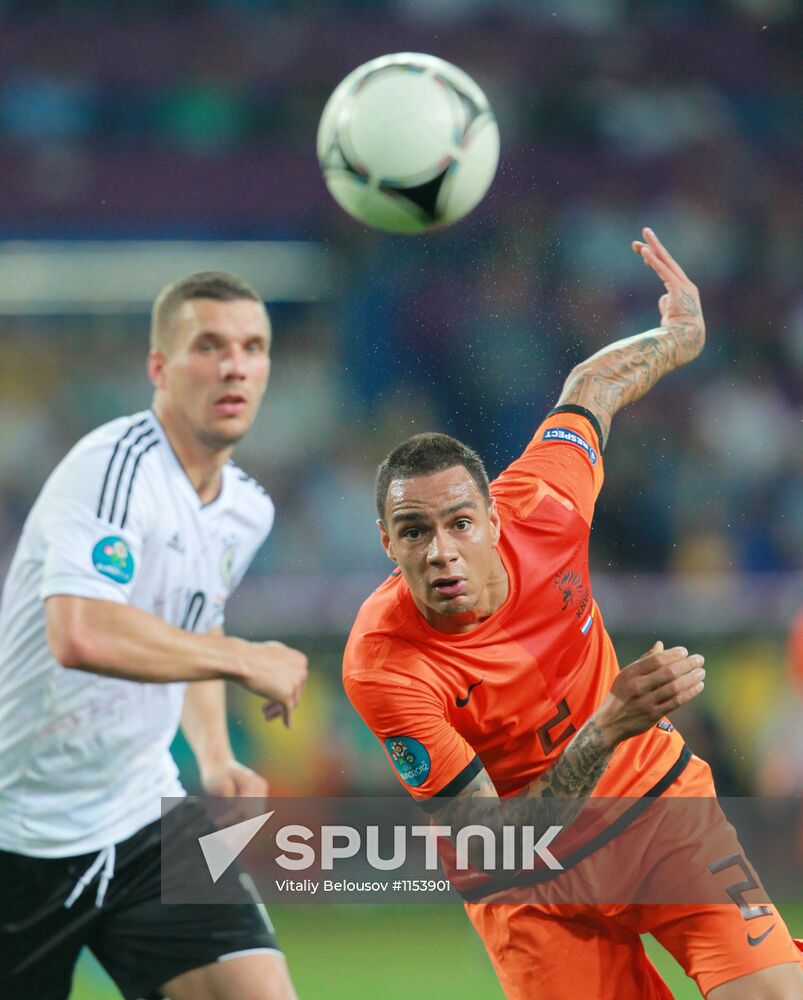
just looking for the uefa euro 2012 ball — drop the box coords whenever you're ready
[317,53,500,234]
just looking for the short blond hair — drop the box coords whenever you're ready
[150,271,264,352]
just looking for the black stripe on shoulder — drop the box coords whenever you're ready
[546,405,604,452]
[97,416,150,519]
[120,439,160,529]
[235,466,268,498]
[108,426,157,526]
[417,756,483,814]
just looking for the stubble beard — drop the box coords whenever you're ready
[195,417,251,453]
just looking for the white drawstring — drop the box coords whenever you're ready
[64,844,116,909]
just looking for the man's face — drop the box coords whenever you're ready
[149,298,271,450]
[379,465,503,632]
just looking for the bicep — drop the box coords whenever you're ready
[45,595,85,665]
[45,595,132,667]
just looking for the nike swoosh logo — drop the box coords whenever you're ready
[747,923,776,947]
[456,680,484,708]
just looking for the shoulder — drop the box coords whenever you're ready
[344,631,444,723]
[47,412,161,511]
[224,462,276,538]
[226,462,273,508]
[344,578,441,701]
[490,408,604,525]
[64,412,157,469]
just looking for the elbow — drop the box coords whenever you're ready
[564,361,592,389]
[47,624,90,670]
[46,601,96,670]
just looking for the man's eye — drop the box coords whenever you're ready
[198,341,215,353]
[454,519,470,530]
[402,528,421,540]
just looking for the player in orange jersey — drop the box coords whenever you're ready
[344,229,803,999]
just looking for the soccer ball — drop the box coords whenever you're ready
[317,53,500,234]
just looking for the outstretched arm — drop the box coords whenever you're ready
[46,595,307,726]
[556,228,705,448]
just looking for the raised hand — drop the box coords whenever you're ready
[595,640,705,746]
[633,227,705,353]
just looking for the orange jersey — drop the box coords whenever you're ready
[343,408,688,803]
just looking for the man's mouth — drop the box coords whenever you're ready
[431,577,467,599]
[214,394,248,416]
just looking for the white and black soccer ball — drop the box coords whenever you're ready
[317,52,500,234]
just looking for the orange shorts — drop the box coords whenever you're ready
[465,755,803,999]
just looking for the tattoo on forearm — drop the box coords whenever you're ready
[559,314,704,446]
[533,721,613,799]
[432,720,615,869]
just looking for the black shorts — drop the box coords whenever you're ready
[0,801,281,1000]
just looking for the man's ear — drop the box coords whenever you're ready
[377,519,397,563]
[148,349,167,389]
[488,496,501,545]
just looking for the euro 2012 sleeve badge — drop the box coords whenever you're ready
[91,536,135,584]
[384,736,431,787]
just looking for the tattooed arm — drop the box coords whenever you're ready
[556,228,705,449]
[431,641,705,870]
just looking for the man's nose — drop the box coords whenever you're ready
[427,528,456,565]
[220,345,247,379]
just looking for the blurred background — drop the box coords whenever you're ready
[0,0,800,996]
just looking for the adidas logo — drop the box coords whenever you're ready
[167,532,185,554]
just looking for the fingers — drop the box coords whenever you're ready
[262,700,285,723]
[641,227,689,281]
[634,643,684,672]
[633,645,704,693]
[646,648,705,703]
[233,772,268,798]
[633,228,690,288]
[654,664,706,711]
[633,239,678,286]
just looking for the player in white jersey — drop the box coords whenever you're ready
[0,272,307,1000]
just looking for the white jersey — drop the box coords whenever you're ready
[0,410,274,857]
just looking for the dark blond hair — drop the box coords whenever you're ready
[150,271,264,351]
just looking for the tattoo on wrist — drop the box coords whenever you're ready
[678,291,700,317]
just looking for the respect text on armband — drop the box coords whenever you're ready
[542,427,598,465]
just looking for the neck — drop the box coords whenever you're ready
[420,549,509,635]
[152,400,232,505]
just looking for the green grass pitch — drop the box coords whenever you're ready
[70,903,802,999]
